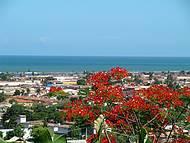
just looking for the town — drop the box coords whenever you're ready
[0,70,190,143]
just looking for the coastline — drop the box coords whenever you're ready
[0,56,190,72]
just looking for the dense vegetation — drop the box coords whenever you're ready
[2,104,63,129]
[61,67,190,143]
[0,92,6,102]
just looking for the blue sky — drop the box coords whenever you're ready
[0,0,190,56]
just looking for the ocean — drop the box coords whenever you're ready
[0,56,190,72]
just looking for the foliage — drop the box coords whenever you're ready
[21,89,25,95]
[0,137,7,143]
[0,73,12,81]
[31,125,66,143]
[77,79,86,85]
[0,92,6,102]
[31,125,52,143]
[61,67,190,143]
[47,87,69,100]
[31,104,62,123]
[26,88,30,95]
[13,90,20,96]
[2,103,63,129]
[49,86,62,93]
[0,131,3,138]
[36,88,41,95]
[2,104,31,128]
[70,125,81,139]
[4,124,24,140]
[78,88,91,95]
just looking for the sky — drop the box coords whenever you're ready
[0,0,190,57]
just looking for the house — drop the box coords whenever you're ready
[11,96,58,106]
[14,99,33,107]
[17,115,72,136]
[48,123,71,135]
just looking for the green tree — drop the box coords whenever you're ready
[77,79,86,85]
[21,89,25,95]
[5,124,24,140]
[14,124,24,138]
[4,131,14,140]
[13,90,21,96]
[0,131,3,138]
[78,88,90,95]
[56,95,65,101]
[26,88,30,95]
[31,125,66,143]
[0,73,12,81]
[31,104,62,123]
[0,92,6,102]
[165,73,180,89]
[36,88,41,95]
[148,72,154,80]
[154,78,161,85]
[2,104,31,128]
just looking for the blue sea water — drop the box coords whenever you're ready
[0,56,190,72]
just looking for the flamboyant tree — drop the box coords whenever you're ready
[61,67,190,143]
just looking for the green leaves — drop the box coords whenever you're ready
[32,126,66,143]
[32,126,52,143]
[52,134,67,143]
[0,137,7,143]
[138,128,153,143]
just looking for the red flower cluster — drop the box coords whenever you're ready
[49,86,63,92]
[61,67,189,143]
[87,67,128,88]
[139,85,183,108]
[125,95,150,111]
[187,116,190,123]
[169,138,190,143]
[110,67,128,80]
[86,133,117,143]
[150,105,167,122]
[86,134,98,143]
[88,85,124,104]
[179,87,190,97]
[63,100,96,123]
[87,72,110,88]
[100,134,117,143]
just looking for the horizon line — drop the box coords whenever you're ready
[0,55,190,58]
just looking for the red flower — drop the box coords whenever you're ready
[187,116,190,123]
[169,138,190,143]
[125,95,150,111]
[60,67,189,143]
[49,86,63,92]
[87,72,110,88]
[86,134,98,143]
[138,85,183,108]
[179,87,190,97]
[110,67,128,80]
[101,134,116,143]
